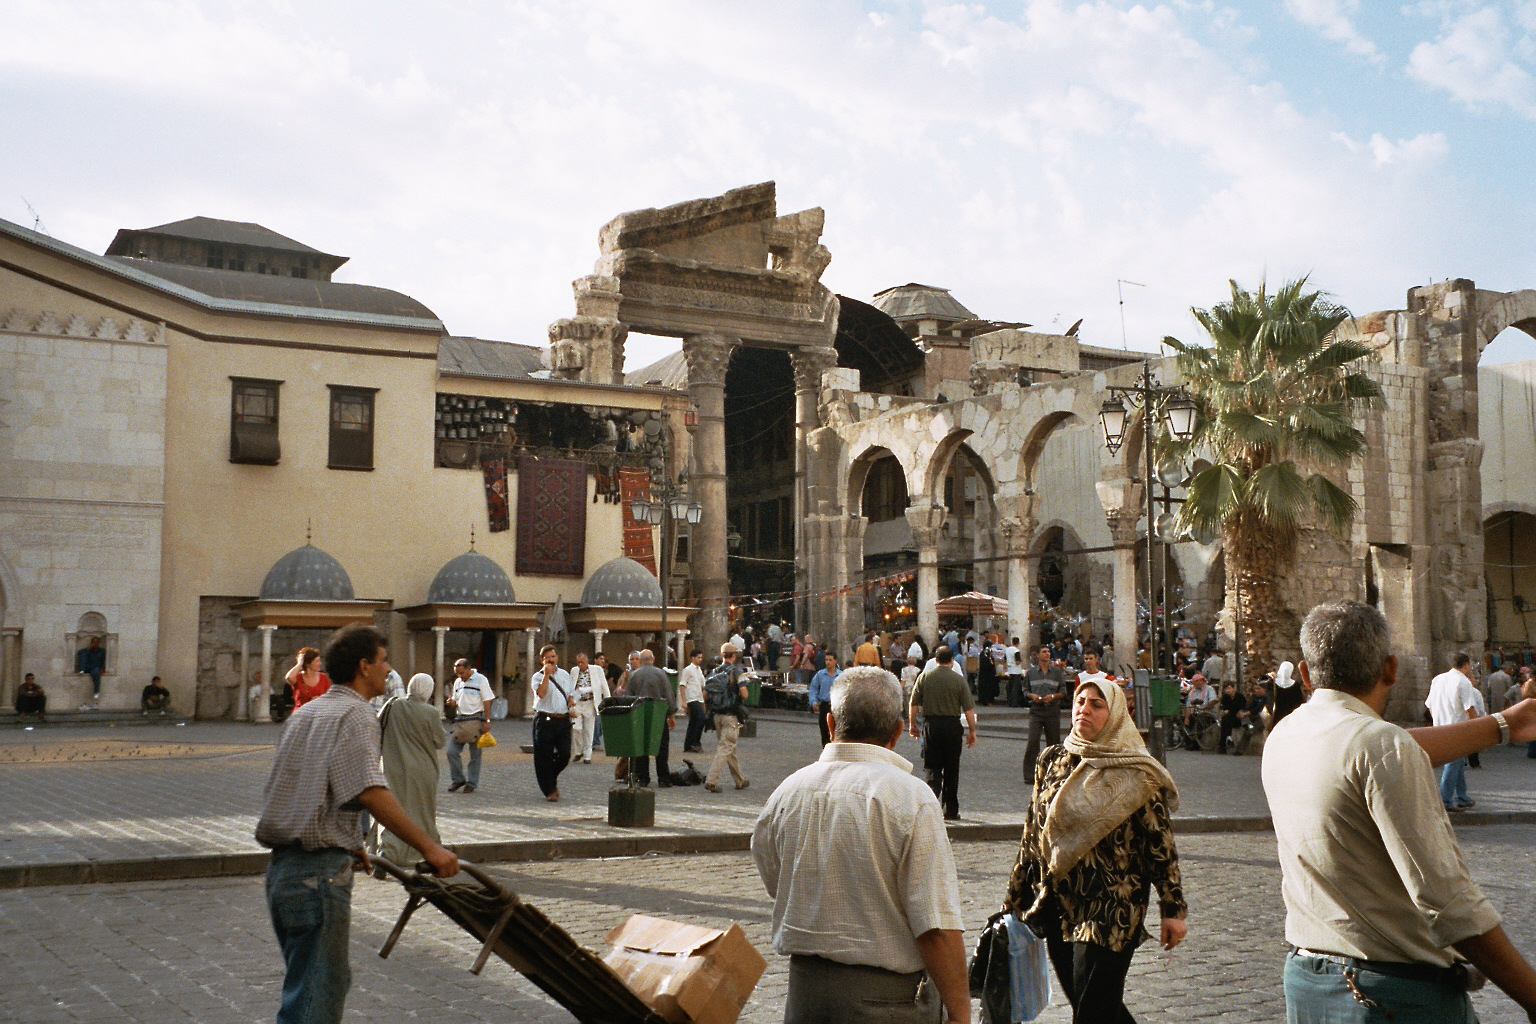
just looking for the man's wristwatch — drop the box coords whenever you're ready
[1492,710,1510,744]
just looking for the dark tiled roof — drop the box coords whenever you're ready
[259,545,355,601]
[106,258,437,320]
[580,557,663,607]
[427,551,516,604]
[624,349,687,389]
[438,336,546,380]
[132,216,336,257]
[870,283,976,322]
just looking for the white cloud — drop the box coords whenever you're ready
[1283,0,1384,63]
[1407,4,1536,115]
[0,0,1518,360]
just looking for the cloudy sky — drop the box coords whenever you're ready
[5,0,1536,367]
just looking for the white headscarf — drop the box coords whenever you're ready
[407,673,435,702]
[1274,661,1297,689]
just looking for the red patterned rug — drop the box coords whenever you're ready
[516,457,587,576]
[618,468,656,575]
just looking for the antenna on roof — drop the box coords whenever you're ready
[306,518,313,545]
[1117,279,1145,350]
[21,197,48,236]
[470,523,476,551]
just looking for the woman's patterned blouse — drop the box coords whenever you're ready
[1004,745,1186,952]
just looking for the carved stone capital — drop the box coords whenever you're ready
[997,515,1036,556]
[682,332,738,386]
[970,360,1015,397]
[1105,508,1142,547]
[905,503,947,550]
[791,344,839,392]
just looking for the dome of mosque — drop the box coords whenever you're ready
[579,557,663,607]
[258,545,355,601]
[426,551,516,604]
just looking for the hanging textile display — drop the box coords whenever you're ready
[515,456,587,576]
[617,468,657,575]
[481,456,510,533]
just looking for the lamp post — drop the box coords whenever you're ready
[1099,362,1197,760]
[629,473,702,669]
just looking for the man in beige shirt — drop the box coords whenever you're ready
[753,666,969,1024]
[1264,600,1536,1022]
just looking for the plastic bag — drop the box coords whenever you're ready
[476,731,497,748]
[1005,914,1051,1022]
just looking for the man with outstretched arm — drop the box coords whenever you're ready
[256,623,458,1024]
[753,665,970,1024]
[1263,600,1536,1023]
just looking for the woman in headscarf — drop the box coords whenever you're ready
[1004,677,1187,1023]
[1267,660,1303,729]
[369,673,446,865]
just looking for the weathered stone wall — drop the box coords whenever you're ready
[0,304,165,710]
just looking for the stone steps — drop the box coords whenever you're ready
[0,709,190,729]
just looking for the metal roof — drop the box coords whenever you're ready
[258,545,356,601]
[870,283,977,322]
[105,258,438,320]
[624,348,688,389]
[426,551,516,604]
[438,336,545,380]
[126,216,338,258]
[0,218,444,331]
[579,557,663,607]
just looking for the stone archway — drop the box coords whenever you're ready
[1484,508,1536,648]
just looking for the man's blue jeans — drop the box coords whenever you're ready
[446,716,483,788]
[266,846,354,1024]
[1284,950,1473,1022]
[1439,757,1469,809]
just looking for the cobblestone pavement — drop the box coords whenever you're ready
[1,827,1532,1023]
[4,713,1534,868]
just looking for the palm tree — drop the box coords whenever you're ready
[1162,277,1383,672]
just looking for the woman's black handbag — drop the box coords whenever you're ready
[969,911,1012,1024]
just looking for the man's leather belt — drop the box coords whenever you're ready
[1291,946,1472,991]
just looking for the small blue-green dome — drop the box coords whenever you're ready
[427,551,515,604]
[579,557,663,607]
[259,545,355,601]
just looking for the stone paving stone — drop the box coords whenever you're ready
[4,716,1534,870]
[1,829,1532,1023]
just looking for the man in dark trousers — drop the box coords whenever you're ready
[256,623,458,1024]
[907,645,977,821]
[1021,645,1068,782]
[624,649,677,787]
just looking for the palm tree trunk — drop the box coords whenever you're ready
[1225,517,1295,679]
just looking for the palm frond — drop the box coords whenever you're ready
[1307,473,1359,536]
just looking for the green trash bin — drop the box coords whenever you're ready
[745,676,762,707]
[1149,676,1182,718]
[599,697,667,758]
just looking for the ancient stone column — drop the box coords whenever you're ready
[905,503,947,644]
[684,332,739,652]
[1106,510,1141,679]
[841,515,869,655]
[1,628,19,710]
[433,626,449,714]
[256,624,277,724]
[791,344,840,632]
[590,628,608,665]
[673,629,688,670]
[999,511,1037,649]
[238,629,250,721]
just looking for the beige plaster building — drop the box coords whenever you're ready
[1,217,690,718]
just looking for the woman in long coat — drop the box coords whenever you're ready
[370,673,446,864]
[1005,677,1187,1023]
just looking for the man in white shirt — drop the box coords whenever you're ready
[1184,673,1217,726]
[1004,636,1025,707]
[679,649,708,752]
[529,645,575,802]
[1264,601,1536,1022]
[569,652,609,764]
[753,666,970,1024]
[1426,652,1479,811]
[445,659,493,793]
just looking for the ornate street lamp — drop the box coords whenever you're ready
[1099,362,1198,762]
[629,452,702,669]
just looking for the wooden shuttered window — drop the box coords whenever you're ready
[230,377,282,465]
[327,385,377,470]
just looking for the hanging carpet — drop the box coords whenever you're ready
[618,468,657,575]
[515,457,587,576]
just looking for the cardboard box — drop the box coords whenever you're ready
[603,914,767,1024]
